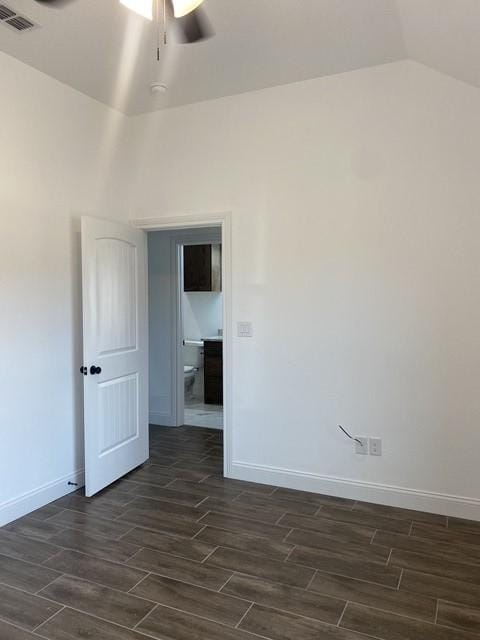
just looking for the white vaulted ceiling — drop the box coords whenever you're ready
[0,1,479,115]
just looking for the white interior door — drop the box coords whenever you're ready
[81,216,148,496]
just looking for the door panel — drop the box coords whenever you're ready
[98,374,138,455]
[96,239,137,354]
[82,217,148,497]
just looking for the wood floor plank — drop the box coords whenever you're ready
[0,530,59,564]
[47,509,133,538]
[198,496,286,524]
[128,484,206,507]
[172,462,223,475]
[234,492,319,517]
[390,548,480,585]
[196,526,294,560]
[239,603,373,640]
[437,601,480,635]
[341,602,479,640]
[137,603,256,640]
[37,607,152,640]
[27,504,64,522]
[353,502,447,527]
[50,496,128,520]
[374,529,480,566]
[3,516,65,542]
[279,513,375,545]
[117,508,203,538]
[121,527,215,561]
[199,512,290,541]
[49,528,141,563]
[92,485,141,507]
[222,573,345,625]
[127,466,179,486]
[0,583,62,631]
[144,464,209,482]
[289,546,401,588]
[448,517,480,536]
[0,619,42,639]
[412,522,480,548]
[287,528,390,563]
[167,479,244,500]
[122,496,206,522]
[199,476,276,496]
[400,570,480,609]
[0,553,61,594]
[131,574,250,626]
[148,453,179,466]
[309,571,436,621]
[316,506,412,535]
[40,575,156,628]
[44,549,147,592]
[272,488,355,510]
[207,547,315,589]
[127,548,233,589]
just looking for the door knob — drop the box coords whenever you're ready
[90,365,102,375]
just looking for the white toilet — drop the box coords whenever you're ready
[184,365,195,398]
[184,342,203,400]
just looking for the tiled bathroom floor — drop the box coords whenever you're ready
[0,426,480,639]
[184,403,223,429]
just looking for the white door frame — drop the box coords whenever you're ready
[131,212,232,477]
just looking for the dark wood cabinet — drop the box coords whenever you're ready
[183,244,221,292]
[204,339,223,405]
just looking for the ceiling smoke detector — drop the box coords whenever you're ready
[150,82,168,95]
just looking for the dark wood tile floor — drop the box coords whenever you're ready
[1,426,480,639]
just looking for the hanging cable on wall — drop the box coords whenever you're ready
[338,425,364,448]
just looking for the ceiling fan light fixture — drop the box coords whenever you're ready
[120,0,153,20]
[172,0,204,18]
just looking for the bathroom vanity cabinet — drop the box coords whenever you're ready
[204,339,223,405]
[184,244,222,292]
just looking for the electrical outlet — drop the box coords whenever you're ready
[369,438,382,456]
[355,437,368,455]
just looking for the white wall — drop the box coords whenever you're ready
[0,52,130,525]
[2,53,480,522]
[148,228,221,426]
[183,291,223,342]
[128,61,480,518]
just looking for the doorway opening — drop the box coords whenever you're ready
[141,213,231,475]
[181,241,224,430]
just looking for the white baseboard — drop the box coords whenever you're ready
[230,461,480,521]
[149,411,176,427]
[0,469,85,527]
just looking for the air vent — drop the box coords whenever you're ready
[0,4,38,33]
[6,15,35,31]
[0,4,15,20]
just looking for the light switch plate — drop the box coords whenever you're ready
[237,321,253,338]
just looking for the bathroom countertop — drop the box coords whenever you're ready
[184,339,204,347]
[184,337,223,346]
